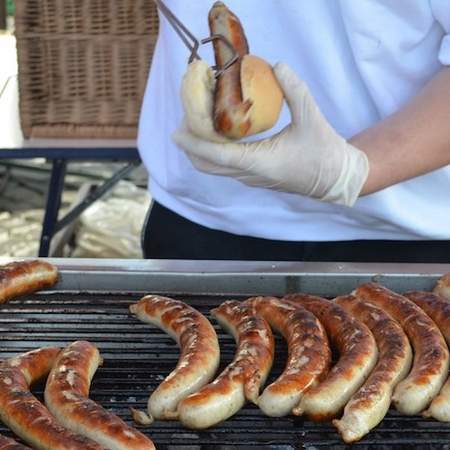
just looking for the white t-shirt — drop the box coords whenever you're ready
[138,0,450,241]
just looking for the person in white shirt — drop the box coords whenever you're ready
[138,0,450,262]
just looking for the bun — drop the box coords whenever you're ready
[181,59,229,143]
[181,57,283,142]
[238,54,283,138]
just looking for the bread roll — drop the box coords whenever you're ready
[181,59,228,143]
[181,56,283,142]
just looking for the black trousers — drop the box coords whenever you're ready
[142,202,450,263]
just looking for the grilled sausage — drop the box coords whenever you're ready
[0,260,58,303]
[0,435,31,450]
[354,283,449,415]
[130,295,220,420]
[244,296,331,417]
[0,347,103,450]
[283,294,377,421]
[433,274,450,301]
[178,300,274,428]
[333,295,413,443]
[208,1,251,139]
[404,291,450,421]
[404,291,450,348]
[45,341,155,449]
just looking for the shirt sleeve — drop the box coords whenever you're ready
[430,0,450,65]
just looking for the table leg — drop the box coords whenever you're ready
[0,1,6,30]
[0,165,11,194]
[54,161,140,233]
[38,159,67,257]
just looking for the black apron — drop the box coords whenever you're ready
[141,201,450,263]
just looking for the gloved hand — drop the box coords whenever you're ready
[173,63,369,206]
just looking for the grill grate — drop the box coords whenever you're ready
[1,292,450,449]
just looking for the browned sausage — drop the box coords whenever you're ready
[208,1,251,139]
[0,435,31,450]
[0,347,103,450]
[129,295,220,420]
[245,296,331,417]
[0,260,58,303]
[404,291,450,421]
[45,341,155,449]
[283,294,378,421]
[404,291,450,346]
[178,300,274,428]
[334,295,412,443]
[354,283,449,415]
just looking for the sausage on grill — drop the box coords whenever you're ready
[354,283,449,415]
[0,435,31,450]
[404,291,450,421]
[130,295,220,420]
[178,300,274,428]
[0,260,58,303]
[245,296,331,417]
[333,295,413,443]
[45,341,155,449]
[283,294,378,421]
[0,347,103,450]
[404,290,450,347]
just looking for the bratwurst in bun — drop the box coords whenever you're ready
[181,1,283,142]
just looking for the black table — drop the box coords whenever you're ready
[0,146,141,256]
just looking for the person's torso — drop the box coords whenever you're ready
[138,0,450,241]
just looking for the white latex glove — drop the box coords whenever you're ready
[173,63,369,206]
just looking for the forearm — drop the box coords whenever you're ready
[350,67,450,195]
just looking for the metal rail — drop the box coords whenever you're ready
[1,258,448,296]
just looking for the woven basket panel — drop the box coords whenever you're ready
[15,0,159,139]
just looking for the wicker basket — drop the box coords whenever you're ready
[15,0,159,139]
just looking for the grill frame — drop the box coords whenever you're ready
[1,258,450,449]
[22,258,450,296]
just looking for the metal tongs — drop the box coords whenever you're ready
[153,0,239,77]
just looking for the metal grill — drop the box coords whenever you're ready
[2,290,450,450]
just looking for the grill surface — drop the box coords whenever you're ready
[1,290,450,450]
